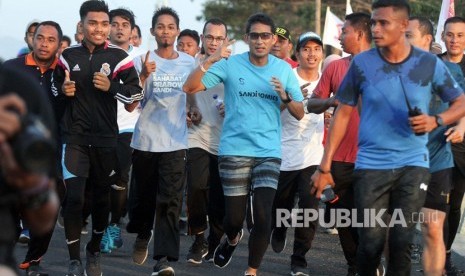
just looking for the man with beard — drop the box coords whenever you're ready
[127,6,195,276]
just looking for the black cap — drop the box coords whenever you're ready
[296,32,323,51]
[275,26,292,41]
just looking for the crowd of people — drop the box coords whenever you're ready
[2,0,465,275]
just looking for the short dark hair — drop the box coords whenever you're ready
[409,16,434,37]
[79,0,109,21]
[26,22,39,35]
[372,0,410,18]
[133,24,142,38]
[152,7,179,29]
[444,16,465,30]
[178,29,200,46]
[202,18,228,36]
[245,13,275,34]
[345,12,372,43]
[62,35,72,46]
[110,8,136,29]
[35,21,63,41]
[409,16,434,48]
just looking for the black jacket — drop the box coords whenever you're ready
[54,41,143,147]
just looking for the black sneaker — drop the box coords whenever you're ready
[204,251,214,263]
[346,265,358,276]
[27,263,49,276]
[213,229,243,268]
[151,259,174,276]
[376,263,385,276]
[133,231,153,265]
[446,254,464,276]
[270,228,287,253]
[187,237,208,264]
[291,265,309,276]
[66,260,84,276]
[84,246,102,276]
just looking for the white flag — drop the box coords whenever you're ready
[346,0,353,15]
[435,0,455,50]
[322,7,344,50]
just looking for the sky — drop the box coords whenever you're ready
[0,0,247,60]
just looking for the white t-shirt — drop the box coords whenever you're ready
[280,68,324,171]
[131,50,195,152]
[188,58,224,154]
[116,45,145,133]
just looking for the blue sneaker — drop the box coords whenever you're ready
[19,229,30,244]
[107,224,123,249]
[100,230,112,254]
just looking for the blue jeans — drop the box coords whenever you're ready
[353,166,429,276]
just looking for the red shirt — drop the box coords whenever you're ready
[313,56,359,163]
[284,57,299,68]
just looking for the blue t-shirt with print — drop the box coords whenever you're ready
[428,61,465,173]
[202,52,304,158]
[337,47,462,170]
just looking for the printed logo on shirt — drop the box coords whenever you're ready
[100,63,111,76]
[419,183,428,191]
[72,64,80,71]
[239,78,245,85]
[239,90,279,102]
[152,73,185,93]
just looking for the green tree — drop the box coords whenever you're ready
[197,0,459,43]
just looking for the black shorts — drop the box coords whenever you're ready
[424,168,451,212]
[61,143,117,182]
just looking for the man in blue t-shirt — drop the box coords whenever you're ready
[406,16,465,276]
[183,13,304,276]
[312,1,465,275]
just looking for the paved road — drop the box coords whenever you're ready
[14,224,465,275]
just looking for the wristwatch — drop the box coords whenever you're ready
[435,115,444,127]
[281,92,292,104]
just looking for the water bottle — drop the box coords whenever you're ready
[320,185,339,203]
[212,94,223,110]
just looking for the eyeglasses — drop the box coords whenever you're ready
[248,32,273,40]
[204,35,225,43]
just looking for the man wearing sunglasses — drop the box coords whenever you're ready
[183,13,304,276]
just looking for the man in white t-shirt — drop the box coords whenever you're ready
[270,32,324,276]
[99,7,142,255]
[127,7,195,276]
[185,18,227,265]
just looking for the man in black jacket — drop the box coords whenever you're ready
[4,20,66,276]
[53,1,143,275]
[0,64,59,276]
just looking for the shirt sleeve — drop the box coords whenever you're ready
[433,59,464,103]
[313,62,335,99]
[202,59,227,90]
[285,68,304,102]
[110,52,144,104]
[335,60,361,107]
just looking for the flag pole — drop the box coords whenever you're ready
[315,0,321,35]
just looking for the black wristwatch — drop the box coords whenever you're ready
[281,92,291,104]
[435,115,444,127]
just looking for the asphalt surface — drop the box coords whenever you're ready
[13,222,465,276]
